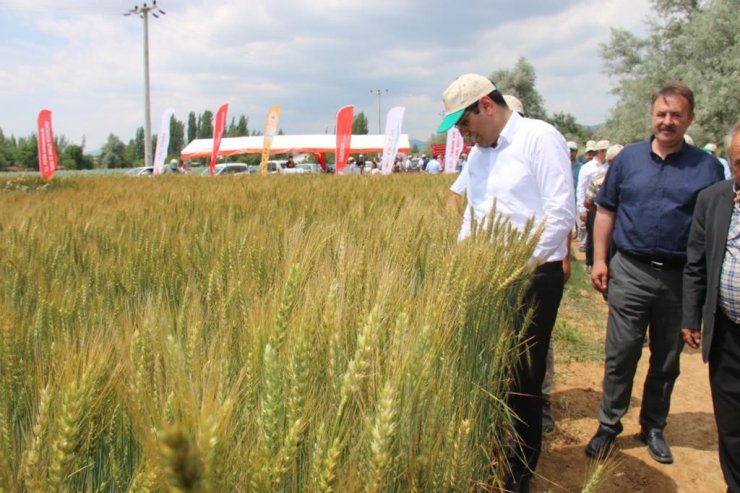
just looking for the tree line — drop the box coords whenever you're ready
[0,109,371,170]
[1,0,736,170]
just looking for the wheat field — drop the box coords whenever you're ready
[0,174,539,492]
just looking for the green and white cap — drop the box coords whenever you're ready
[437,73,496,133]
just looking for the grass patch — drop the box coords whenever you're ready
[554,254,606,362]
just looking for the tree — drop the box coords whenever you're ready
[198,110,214,138]
[352,112,369,134]
[168,116,185,157]
[128,127,145,165]
[0,128,12,169]
[100,134,129,169]
[187,112,197,143]
[600,0,739,145]
[548,111,588,142]
[59,144,94,170]
[235,115,249,136]
[490,57,548,120]
[15,135,38,169]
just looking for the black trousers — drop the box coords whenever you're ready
[710,310,740,493]
[507,261,564,480]
[585,209,595,267]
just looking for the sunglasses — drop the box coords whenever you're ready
[455,101,480,130]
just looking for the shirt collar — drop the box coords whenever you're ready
[496,111,521,148]
[649,135,689,161]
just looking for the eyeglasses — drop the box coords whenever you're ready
[455,101,480,131]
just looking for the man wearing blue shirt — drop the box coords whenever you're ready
[585,81,724,464]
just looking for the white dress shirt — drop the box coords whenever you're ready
[457,112,575,264]
[576,158,608,214]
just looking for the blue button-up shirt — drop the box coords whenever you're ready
[596,137,724,261]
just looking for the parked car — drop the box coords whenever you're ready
[296,163,323,174]
[125,166,154,176]
[200,163,250,176]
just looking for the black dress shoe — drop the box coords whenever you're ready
[639,428,673,464]
[585,426,617,459]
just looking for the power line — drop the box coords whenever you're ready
[370,89,388,134]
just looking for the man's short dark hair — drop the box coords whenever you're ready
[651,80,695,114]
[467,89,508,115]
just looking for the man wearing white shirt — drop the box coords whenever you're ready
[425,155,443,174]
[438,73,575,492]
[576,140,610,269]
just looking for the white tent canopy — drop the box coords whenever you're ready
[180,134,411,159]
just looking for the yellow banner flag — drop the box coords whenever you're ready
[259,105,281,175]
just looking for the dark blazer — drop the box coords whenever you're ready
[682,179,736,362]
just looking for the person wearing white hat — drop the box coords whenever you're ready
[703,142,731,179]
[578,140,597,165]
[447,94,568,437]
[439,73,575,492]
[503,94,525,116]
[576,140,610,269]
[586,80,724,464]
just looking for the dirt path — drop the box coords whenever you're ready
[534,250,725,492]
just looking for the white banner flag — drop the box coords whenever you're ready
[153,107,176,175]
[381,106,405,175]
[444,127,464,173]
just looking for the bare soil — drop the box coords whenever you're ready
[534,250,725,492]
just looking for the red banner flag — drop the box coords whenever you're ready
[210,103,229,176]
[37,109,58,181]
[335,105,353,175]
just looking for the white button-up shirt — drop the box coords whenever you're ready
[576,158,608,214]
[456,112,575,264]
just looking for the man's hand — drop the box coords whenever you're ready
[562,255,571,283]
[591,260,609,293]
[681,327,702,349]
[579,211,587,223]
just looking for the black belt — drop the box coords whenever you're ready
[621,251,686,271]
[536,260,563,273]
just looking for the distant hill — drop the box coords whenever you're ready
[410,138,426,151]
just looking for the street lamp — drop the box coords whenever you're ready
[370,89,388,134]
[125,1,165,168]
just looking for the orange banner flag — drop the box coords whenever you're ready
[259,105,281,175]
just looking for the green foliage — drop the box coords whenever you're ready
[187,112,197,143]
[352,112,369,135]
[59,144,94,170]
[198,110,214,138]
[600,0,740,144]
[168,116,186,158]
[128,127,146,165]
[14,135,38,169]
[548,111,588,142]
[100,133,130,169]
[490,57,548,120]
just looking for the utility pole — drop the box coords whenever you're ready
[125,1,165,168]
[370,89,388,134]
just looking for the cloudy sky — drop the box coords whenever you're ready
[0,0,652,151]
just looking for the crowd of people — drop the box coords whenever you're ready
[440,74,739,492]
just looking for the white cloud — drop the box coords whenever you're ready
[0,0,653,149]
